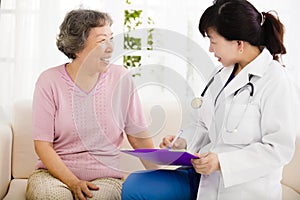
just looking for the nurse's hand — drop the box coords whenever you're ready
[191,152,220,175]
[159,135,187,150]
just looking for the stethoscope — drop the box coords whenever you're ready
[191,66,255,133]
[191,67,223,109]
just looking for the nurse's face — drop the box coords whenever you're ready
[207,28,240,67]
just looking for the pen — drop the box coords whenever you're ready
[168,129,183,149]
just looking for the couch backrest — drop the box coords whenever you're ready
[11,99,183,177]
[12,99,38,179]
[11,99,300,191]
[282,132,300,194]
[120,100,183,173]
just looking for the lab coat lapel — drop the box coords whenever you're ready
[223,70,249,99]
[215,48,273,108]
[213,66,248,109]
[212,66,234,108]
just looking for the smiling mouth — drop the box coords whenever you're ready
[100,58,110,63]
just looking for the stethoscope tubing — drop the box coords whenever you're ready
[191,68,254,109]
[190,67,256,152]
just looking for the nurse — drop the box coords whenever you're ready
[122,0,299,199]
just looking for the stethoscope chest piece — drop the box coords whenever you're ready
[191,97,203,109]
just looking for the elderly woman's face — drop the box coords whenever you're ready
[78,25,114,71]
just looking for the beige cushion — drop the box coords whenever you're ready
[120,100,182,174]
[0,124,12,199]
[3,179,27,200]
[282,184,300,200]
[10,99,182,178]
[3,99,300,200]
[12,100,37,179]
[282,132,300,195]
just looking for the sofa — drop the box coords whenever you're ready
[0,99,300,199]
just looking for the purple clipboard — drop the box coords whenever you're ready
[121,148,199,166]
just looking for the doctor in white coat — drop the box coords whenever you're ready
[121,0,299,199]
[181,0,299,199]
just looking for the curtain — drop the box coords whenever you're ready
[0,0,63,121]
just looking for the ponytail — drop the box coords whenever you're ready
[261,11,286,61]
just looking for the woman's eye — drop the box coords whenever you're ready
[97,39,105,44]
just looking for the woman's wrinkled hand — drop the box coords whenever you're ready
[69,180,99,200]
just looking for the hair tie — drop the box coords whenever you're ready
[260,12,266,26]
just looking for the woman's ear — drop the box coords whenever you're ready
[237,40,244,54]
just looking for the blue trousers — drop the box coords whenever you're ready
[121,167,200,200]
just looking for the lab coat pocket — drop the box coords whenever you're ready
[222,103,261,145]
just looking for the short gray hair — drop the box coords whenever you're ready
[56,9,113,59]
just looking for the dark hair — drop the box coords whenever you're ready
[56,9,113,59]
[199,0,286,61]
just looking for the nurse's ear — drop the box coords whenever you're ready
[237,40,244,54]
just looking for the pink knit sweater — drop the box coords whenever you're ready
[32,64,147,181]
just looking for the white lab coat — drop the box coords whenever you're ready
[182,49,300,200]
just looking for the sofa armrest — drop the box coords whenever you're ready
[282,132,300,197]
[0,123,12,199]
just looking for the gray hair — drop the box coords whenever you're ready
[56,9,113,59]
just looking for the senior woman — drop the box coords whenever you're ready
[26,9,155,200]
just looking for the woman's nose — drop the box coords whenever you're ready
[105,40,114,53]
